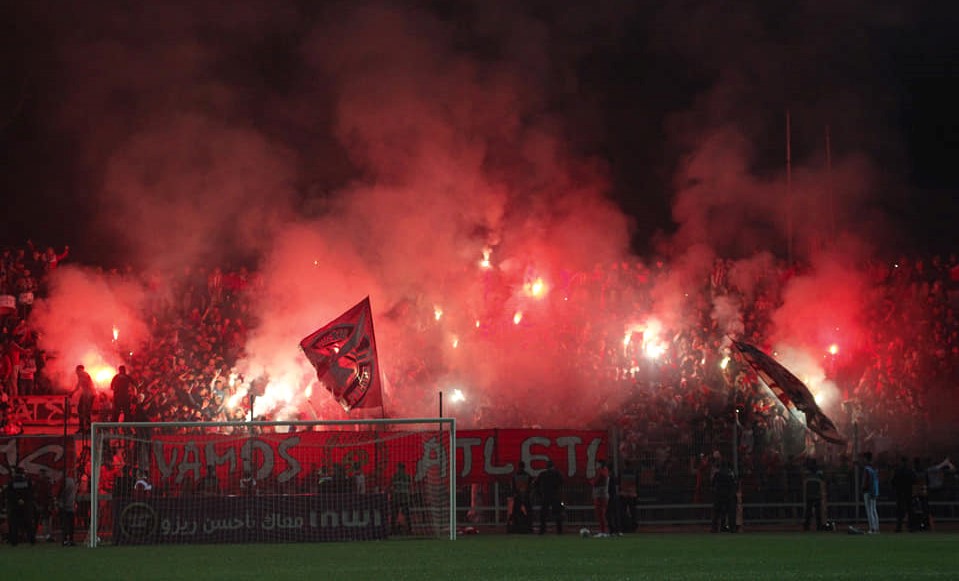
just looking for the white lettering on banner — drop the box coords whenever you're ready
[262,513,304,530]
[586,438,602,479]
[456,438,481,478]
[20,445,64,481]
[277,436,301,483]
[161,516,198,536]
[521,436,552,473]
[241,439,275,480]
[178,442,202,483]
[0,440,65,480]
[556,436,583,477]
[156,438,304,483]
[202,517,246,534]
[154,441,179,478]
[416,436,448,481]
[310,509,383,529]
[140,431,604,485]
[484,437,513,475]
[0,440,16,475]
[453,433,607,479]
[319,510,338,528]
[204,442,237,472]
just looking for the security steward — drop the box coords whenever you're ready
[6,466,37,545]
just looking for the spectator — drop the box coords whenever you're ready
[71,364,96,434]
[59,470,77,546]
[110,365,133,422]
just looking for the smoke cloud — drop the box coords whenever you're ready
[16,1,934,435]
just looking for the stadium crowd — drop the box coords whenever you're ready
[2,240,959,509]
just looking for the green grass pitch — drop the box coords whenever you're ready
[5,533,958,580]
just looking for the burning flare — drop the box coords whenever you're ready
[479,247,492,269]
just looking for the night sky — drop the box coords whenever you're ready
[2,0,958,266]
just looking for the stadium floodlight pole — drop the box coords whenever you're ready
[438,391,443,418]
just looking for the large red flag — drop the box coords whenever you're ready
[300,297,383,411]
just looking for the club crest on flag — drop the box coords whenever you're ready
[300,297,383,411]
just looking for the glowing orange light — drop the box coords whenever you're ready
[625,319,667,360]
[644,343,665,359]
[479,247,492,269]
[112,326,119,342]
[475,320,481,328]
[522,276,548,299]
[513,311,523,325]
[434,306,443,321]
[828,344,839,356]
[451,336,459,349]
[91,365,116,385]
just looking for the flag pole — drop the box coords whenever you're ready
[438,391,444,418]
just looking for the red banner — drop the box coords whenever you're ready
[455,429,607,484]
[131,429,606,492]
[0,435,76,485]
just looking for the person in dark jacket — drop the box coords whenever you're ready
[508,461,533,533]
[803,459,826,531]
[534,460,564,535]
[711,462,737,533]
[6,466,37,545]
[891,456,914,533]
[110,365,134,422]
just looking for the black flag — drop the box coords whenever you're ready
[731,340,845,445]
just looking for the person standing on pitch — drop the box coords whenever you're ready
[534,460,564,535]
[892,456,914,533]
[390,462,413,534]
[589,459,611,537]
[861,452,880,534]
[6,466,37,545]
[59,470,77,546]
[802,459,826,531]
[508,461,533,533]
[711,461,737,533]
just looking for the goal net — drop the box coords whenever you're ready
[87,418,455,546]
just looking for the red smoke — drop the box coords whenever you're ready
[20,1,940,440]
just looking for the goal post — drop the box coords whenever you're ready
[88,418,456,547]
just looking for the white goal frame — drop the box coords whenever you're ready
[88,417,456,547]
